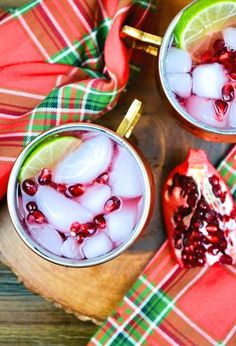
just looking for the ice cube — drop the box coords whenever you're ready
[228,100,236,127]
[168,73,192,98]
[223,27,236,51]
[192,63,227,99]
[106,207,137,243]
[30,225,63,255]
[79,184,111,215]
[166,48,192,73]
[54,135,113,184]
[36,186,93,232]
[109,147,143,198]
[83,233,112,259]
[61,237,84,259]
[186,96,227,128]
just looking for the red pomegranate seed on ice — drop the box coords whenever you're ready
[38,168,52,185]
[96,172,109,184]
[68,184,85,197]
[27,210,46,224]
[26,201,38,213]
[213,39,225,52]
[77,234,85,244]
[228,68,236,80]
[94,214,106,229]
[70,222,81,236]
[222,84,235,102]
[22,179,38,196]
[214,100,228,118]
[80,222,97,236]
[104,196,121,212]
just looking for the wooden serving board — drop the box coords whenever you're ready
[0,0,230,323]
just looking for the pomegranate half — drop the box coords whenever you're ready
[163,149,236,267]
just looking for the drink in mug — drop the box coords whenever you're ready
[166,0,236,129]
[17,131,144,260]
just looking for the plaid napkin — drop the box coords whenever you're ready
[0,0,155,199]
[89,146,236,346]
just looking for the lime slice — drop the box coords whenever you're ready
[19,136,81,182]
[175,0,236,50]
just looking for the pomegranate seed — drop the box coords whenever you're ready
[206,225,218,233]
[198,199,208,211]
[26,201,38,213]
[196,257,206,267]
[96,172,109,184]
[187,192,198,208]
[77,234,85,244]
[200,51,212,63]
[38,168,52,185]
[222,84,234,102]
[228,68,236,80]
[213,39,225,52]
[204,211,216,223]
[70,222,81,236]
[174,235,182,249]
[219,254,233,265]
[208,246,220,256]
[68,184,85,197]
[206,235,220,244]
[27,210,46,224]
[230,208,236,218]
[104,196,121,212]
[94,214,106,229]
[80,222,97,236]
[214,100,228,118]
[22,179,38,196]
[209,175,219,186]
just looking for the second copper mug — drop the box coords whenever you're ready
[122,1,236,143]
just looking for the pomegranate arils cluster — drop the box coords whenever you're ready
[163,150,236,267]
[167,168,236,267]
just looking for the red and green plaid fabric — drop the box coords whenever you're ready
[89,146,236,346]
[0,0,155,199]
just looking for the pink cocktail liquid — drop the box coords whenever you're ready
[166,23,236,128]
[18,132,144,259]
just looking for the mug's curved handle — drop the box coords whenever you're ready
[116,99,142,138]
[122,25,162,56]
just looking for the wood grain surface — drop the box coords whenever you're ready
[0,0,231,344]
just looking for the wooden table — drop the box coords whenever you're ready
[0,0,230,344]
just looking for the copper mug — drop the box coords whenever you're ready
[7,100,155,267]
[122,1,236,143]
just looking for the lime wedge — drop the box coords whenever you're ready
[175,0,236,50]
[19,136,81,182]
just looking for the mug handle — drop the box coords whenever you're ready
[116,99,142,138]
[122,25,162,56]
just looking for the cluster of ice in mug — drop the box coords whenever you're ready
[19,133,144,260]
[167,27,236,128]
